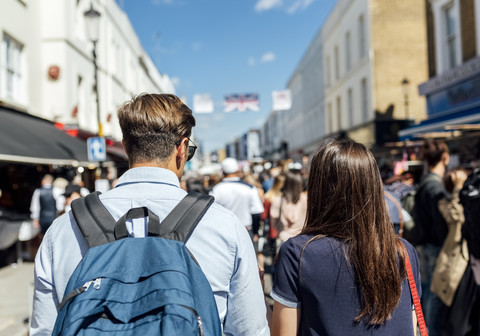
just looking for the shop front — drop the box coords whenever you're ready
[399,56,480,165]
[0,107,99,266]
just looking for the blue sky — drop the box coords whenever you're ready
[117,0,336,153]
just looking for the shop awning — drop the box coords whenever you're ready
[398,107,480,141]
[0,107,95,166]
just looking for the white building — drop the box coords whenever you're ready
[322,0,373,137]
[284,27,325,159]
[0,0,175,141]
[239,130,261,161]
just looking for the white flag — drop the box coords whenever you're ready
[193,94,214,113]
[272,89,292,111]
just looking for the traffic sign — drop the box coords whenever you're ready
[87,137,107,162]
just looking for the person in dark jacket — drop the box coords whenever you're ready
[413,139,450,336]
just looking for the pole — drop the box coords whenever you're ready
[404,93,409,120]
[92,41,103,137]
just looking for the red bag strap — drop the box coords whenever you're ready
[402,244,428,336]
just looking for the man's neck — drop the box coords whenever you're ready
[131,162,166,169]
[429,163,446,178]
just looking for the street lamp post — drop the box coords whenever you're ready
[84,3,103,137]
[401,78,410,121]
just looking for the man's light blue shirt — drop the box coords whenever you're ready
[31,167,269,335]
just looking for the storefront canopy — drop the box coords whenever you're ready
[0,107,95,166]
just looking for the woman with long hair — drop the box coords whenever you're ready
[271,139,421,335]
[270,172,307,244]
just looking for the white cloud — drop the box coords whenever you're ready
[261,52,276,63]
[248,57,256,67]
[254,0,282,12]
[287,0,314,14]
[255,0,315,13]
[171,77,180,87]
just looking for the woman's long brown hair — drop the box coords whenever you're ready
[301,139,406,325]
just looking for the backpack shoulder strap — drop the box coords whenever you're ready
[71,191,117,248]
[159,192,214,243]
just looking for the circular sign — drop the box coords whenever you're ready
[48,65,60,80]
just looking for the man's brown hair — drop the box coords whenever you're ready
[422,139,449,167]
[117,93,195,165]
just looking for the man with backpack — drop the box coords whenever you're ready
[30,94,269,335]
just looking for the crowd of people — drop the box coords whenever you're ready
[28,93,480,335]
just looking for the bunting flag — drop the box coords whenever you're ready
[224,93,260,112]
[272,89,292,111]
[193,94,214,113]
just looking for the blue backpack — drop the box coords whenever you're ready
[52,191,222,335]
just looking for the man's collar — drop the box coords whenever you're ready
[223,176,241,182]
[114,167,181,188]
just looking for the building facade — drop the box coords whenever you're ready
[260,0,430,160]
[0,0,175,141]
[399,0,480,155]
[324,0,429,149]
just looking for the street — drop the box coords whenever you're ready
[0,262,33,336]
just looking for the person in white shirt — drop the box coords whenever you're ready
[30,94,269,336]
[210,157,264,238]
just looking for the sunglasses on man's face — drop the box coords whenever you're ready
[187,138,197,161]
[177,138,197,161]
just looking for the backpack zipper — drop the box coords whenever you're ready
[57,277,103,311]
[181,305,205,336]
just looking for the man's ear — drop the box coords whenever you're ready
[176,138,188,168]
[442,152,450,166]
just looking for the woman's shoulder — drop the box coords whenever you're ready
[399,237,420,264]
[282,235,343,256]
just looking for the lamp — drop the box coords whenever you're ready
[84,3,103,137]
[401,78,410,120]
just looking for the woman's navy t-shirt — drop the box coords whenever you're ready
[271,235,421,335]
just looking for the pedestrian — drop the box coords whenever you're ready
[210,157,264,240]
[269,172,307,245]
[61,183,82,214]
[29,174,64,235]
[271,139,421,335]
[262,173,285,258]
[432,168,477,335]
[30,94,269,335]
[413,139,450,335]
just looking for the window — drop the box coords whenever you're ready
[359,15,366,59]
[444,4,457,69]
[1,33,25,103]
[345,31,351,71]
[336,96,342,130]
[334,45,340,80]
[325,56,331,87]
[361,78,368,120]
[348,88,353,126]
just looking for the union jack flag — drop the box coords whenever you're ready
[223,93,260,112]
